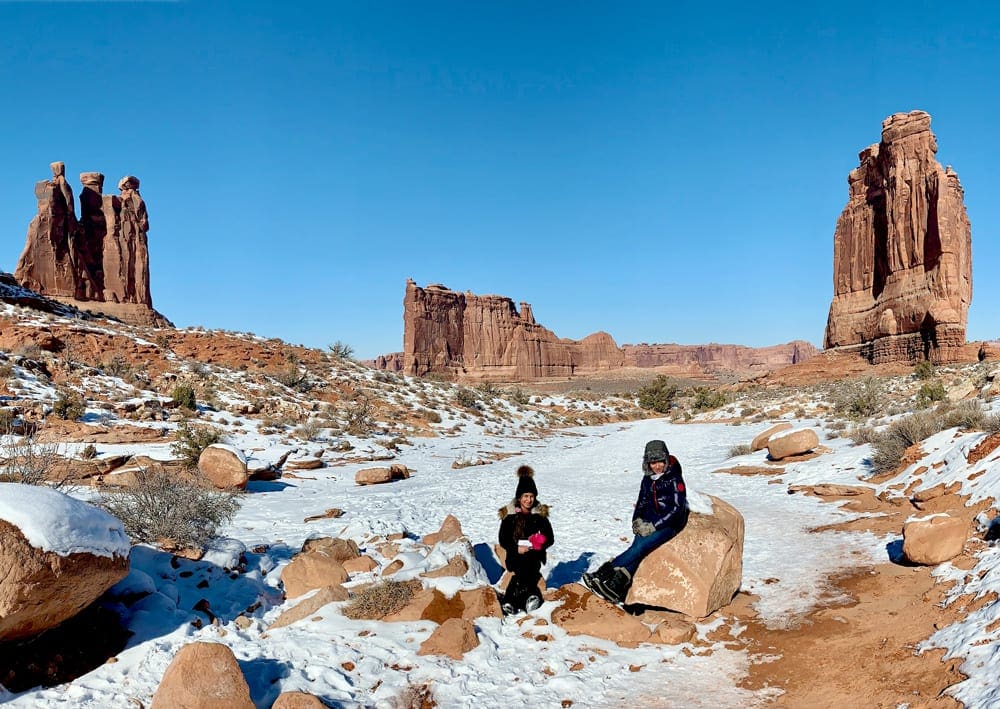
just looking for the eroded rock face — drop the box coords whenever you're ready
[15,163,170,327]
[394,280,813,381]
[824,111,972,364]
[626,495,744,618]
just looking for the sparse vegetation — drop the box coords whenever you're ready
[637,376,679,413]
[171,384,198,411]
[454,388,480,410]
[0,425,70,488]
[345,397,375,435]
[171,421,222,469]
[98,468,241,549]
[692,386,726,411]
[343,580,416,620]
[832,376,883,419]
[728,443,752,457]
[914,360,936,380]
[80,443,98,460]
[52,389,87,421]
[916,381,947,407]
[328,340,354,360]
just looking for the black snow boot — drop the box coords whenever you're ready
[596,567,632,604]
[581,562,614,596]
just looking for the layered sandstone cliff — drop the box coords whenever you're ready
[392,281,814,381]
[15,163,169,327]
[824,111,971,364]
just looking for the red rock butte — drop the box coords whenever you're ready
[824,111,972,364]
[375,280,817,381]
[14,162,171,327]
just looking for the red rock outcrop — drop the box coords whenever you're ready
[824,111,972,364]
[621,340,817,377]
[391,280,816,381]
[15,163,170,327]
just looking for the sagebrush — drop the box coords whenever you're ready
[99,468,240,548]
[343,580,416,620]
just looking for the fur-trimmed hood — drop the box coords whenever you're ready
[497,501,550,520]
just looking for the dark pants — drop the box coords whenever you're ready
[611,524,683,576]
[505,557,542,609]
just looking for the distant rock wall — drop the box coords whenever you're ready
[15,162,169,327]
[824,111,972,364]
[390,280,814,381]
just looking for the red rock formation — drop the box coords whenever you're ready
[401,280,624,380]
[15,164,170,327]
[393,280,813,381]
[824,111,972,364]
[621,341,818,377]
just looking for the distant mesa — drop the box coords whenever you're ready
[14,161,171,327]
[824,111,972,364]
[373,280,817,381]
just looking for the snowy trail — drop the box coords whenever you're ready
[12,417,892,708]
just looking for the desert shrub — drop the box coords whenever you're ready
[0,409,15,430]
[80,443,98,460]
[328,340,354,360]
[0,426,69,488]
[343,580,416,620]
[848,425,879,446]
[272,365,314,393]
[454,388,480,410]
[940,400,985,431]
[692,386,727,411]
[52,389,87,421]
[13,344,41,360]
[102,353,133,378]
[832,377,883,419]
[171,421,222,469]
[507,387,530,406]
[98,468,240,548]
[0,361,15,380]
[421,408,442,423]
[913,360,936,380]
[728,443,752,457]
[171,384,198,411]
[345,398,375,435]
[869,406,963,475]
[637,376,679,413]
[295,419,325,441]
[916,381,947,408]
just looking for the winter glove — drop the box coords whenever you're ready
[632,519,656,537]
[529,532,546,551]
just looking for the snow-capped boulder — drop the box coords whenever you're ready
[421,514,464,546]
[767,428,820,460]
[151,641,253,709]
[0,483,130,641]
[750,422,793,451]
[197,443,248,490]
[902,513,968,565]
[626,494,744,618]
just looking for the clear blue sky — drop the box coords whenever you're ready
[1,1,997,359]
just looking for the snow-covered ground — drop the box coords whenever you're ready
[4,402,1000,707]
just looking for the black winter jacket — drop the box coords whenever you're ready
[497,502,554,569]
[633,454,688,533]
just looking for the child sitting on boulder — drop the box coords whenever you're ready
[583,439,688,604]
[497,465,554,615]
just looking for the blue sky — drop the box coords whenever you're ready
[0,2,997,359]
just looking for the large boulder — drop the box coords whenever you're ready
[416,617,479,659]
[421,514,464,545]
[0,484,130,641]
[550,584,655,647]
[626,495,744,618]
[281,550,349,599]
[902,513,968,565]
[197,444,248,490]
[767,428,820,460]
[150,641,253,709]
[751,422,793,452]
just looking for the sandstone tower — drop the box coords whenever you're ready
[823,111,971,363]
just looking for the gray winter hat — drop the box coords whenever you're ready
[644,440,669,463]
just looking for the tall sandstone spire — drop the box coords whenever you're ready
[14,164,169,327]
[824,110,972,364]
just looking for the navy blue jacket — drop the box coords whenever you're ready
[633,455,688,532]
